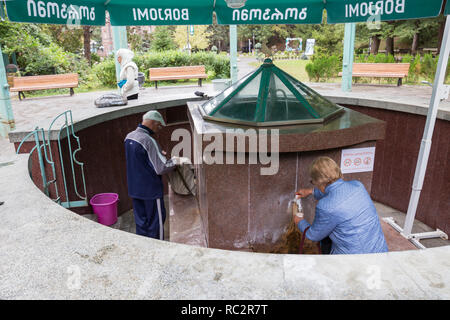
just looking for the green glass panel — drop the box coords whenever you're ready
[213,72,262,121]
[282,72,340,118]
[326,0,444,24]
[202,59,342,125]
[264,73,315,122]
[203,71,256,114]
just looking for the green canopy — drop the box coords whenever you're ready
[200,58,343,126]
[215,0,324,25]
[6,0,106,26]
[4,0,448,26]
[325,0,445,24]
[107,0,214,26]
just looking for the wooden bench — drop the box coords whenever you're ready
[10,73,79,100]
[149,65,207,89]
[339,63,410,86]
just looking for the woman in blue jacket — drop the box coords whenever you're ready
[295,156,388,254]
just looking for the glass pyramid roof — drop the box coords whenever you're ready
[200,59,344,127]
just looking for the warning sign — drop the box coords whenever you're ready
[341,147,375,174]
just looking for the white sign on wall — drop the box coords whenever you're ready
[341,147,376,174]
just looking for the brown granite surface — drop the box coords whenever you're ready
[168,186,207,248]
[344,105,450,238]
[189,104,386,251]
[188,102,386,153]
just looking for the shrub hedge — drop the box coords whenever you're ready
[305,54,341,82]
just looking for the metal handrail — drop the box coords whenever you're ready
[48,110,87,209]
[16,110,87,209]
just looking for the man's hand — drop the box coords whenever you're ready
[171,156,192,165]
[296,188,313,198]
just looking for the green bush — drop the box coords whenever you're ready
[92,58,116,87]
[421,53,438,82]
[407,55,421,82]
[306,54,341,82]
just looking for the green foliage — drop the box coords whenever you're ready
[40,25,83,53]
[305,54,341,82]
[150,26,177,51]
[355,54,395,63]
[311,24,344,57]
[420,53,438,82]
[92,58,117,87]
[174,25,211,51]
[90,52,101,64]
[206,21,229,51]
[0,19,91,80]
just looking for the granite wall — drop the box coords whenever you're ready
[343,104,450,237]
[15,104,192,215]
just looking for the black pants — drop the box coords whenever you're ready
[320,237,332,254]
[127,93,138,100]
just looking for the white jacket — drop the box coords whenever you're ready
[117,49,139,98]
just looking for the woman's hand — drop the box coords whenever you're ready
[293,212,304,225]
[296,188,313,198]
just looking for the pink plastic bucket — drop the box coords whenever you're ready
[89,193,119,226]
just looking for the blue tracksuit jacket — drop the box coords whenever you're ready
[124,124,176,200]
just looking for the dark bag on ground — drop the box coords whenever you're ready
[94,93,128,108]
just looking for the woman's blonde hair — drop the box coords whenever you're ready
[309,156,343,187]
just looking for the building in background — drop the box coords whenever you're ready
[99,12,154,57]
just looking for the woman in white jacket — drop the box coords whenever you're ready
[116,48,139,100]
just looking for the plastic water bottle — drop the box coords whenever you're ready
[295,195,304,218]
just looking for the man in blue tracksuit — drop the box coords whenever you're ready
[124,110,178,239]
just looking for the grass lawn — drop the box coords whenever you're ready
[272,60,310,82]
[250,59,335,83]
[250,58,436,85]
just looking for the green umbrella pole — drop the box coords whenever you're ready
[0,45,14,138]
[112,26,128,82]
[230,25,238,84]
[341,23,356,92]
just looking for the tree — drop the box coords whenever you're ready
[41,25,83,53]
[127,26,153,52]
[83,26,91,65]
[238,25,293,50]
[207,23,229,52]
[174,25,211,51]
[150,26,176,51]
[311,23,345,56]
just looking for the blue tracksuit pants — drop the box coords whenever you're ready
[132,198,166,239]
